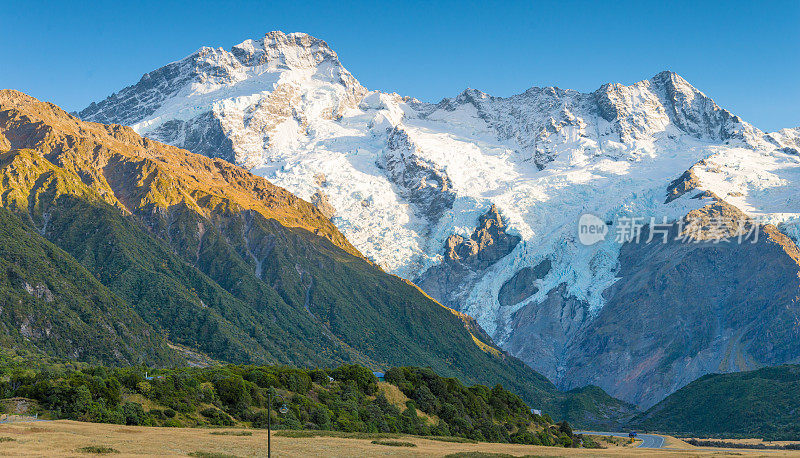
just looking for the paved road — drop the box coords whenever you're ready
[576,431,666,449]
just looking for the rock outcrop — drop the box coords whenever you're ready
[311,191,335,219]
[416,205,520,310]
[379,126,456,223]
[498,259,552,307]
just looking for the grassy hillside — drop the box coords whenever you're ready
[0,90,632,426]
[0,356,584,447]
[634,365,800,440]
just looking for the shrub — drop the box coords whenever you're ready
[309,369,330,386]
[200,407,234,426]
[371,439,416,447]
[330,365,377,395]
[209,431,252,436]
[122,402,146,426]
[309,406,332,428]
[76,445,119,454]
[246,410,271,429]
[213,376,252,411]
[187,452,239,458]
[0,361,576,448]
[276,368,312,393]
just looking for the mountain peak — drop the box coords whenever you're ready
[79,31,363,129]
[650,69,685,83]
[594,71,696,97]
[455,87,491,103]
[228,30,341,71]
[648,70,704,97]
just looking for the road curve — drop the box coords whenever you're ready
[575,431,666,449]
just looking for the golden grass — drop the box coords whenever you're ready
[662,436,694,448]
[683,437,800,447]
[587,435,642,448]
[470,333,502,357]
[378,382,438,424]
[1,421,799,457]
[378,382,410,405]
[0,90,361,258]
[120,393,159,411]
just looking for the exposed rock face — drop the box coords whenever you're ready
[147,113,237,163]
[505,284,588,383]
[447,204,521,269]
[379,126,456,223]
[416,205,520,310]
[665,168,702,203]
[498,259,552,307]
[22,281,54,302]
[311,191,335,219]
[560,217,800,408]
[765,126,800,155]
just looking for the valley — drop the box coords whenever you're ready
[1,420,797,457]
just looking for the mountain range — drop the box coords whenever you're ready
[0,88,637,426]
[79,31,800,409]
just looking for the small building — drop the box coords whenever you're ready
[144,372,164,381]
[531,408,542,416]
[372,371,385,382]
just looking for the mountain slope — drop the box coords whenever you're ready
[79,31,800,407]
[1,92,362,366]
[634,364,800,440]
[1,89,631,424]
[0,206,178,366]
[560,199,800,406]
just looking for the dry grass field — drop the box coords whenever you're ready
[1,421,799,457]
[682,437,800,448]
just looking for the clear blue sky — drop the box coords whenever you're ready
[2,0,798,131]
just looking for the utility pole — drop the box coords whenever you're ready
[267,390,272,458]
[266,388,287,458]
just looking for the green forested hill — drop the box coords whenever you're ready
[0,358,586,447]
[0,90,631,426]
[0,207,178,365]
[634,365,800,440]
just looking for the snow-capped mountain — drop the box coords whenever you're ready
[81,31,800,407]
